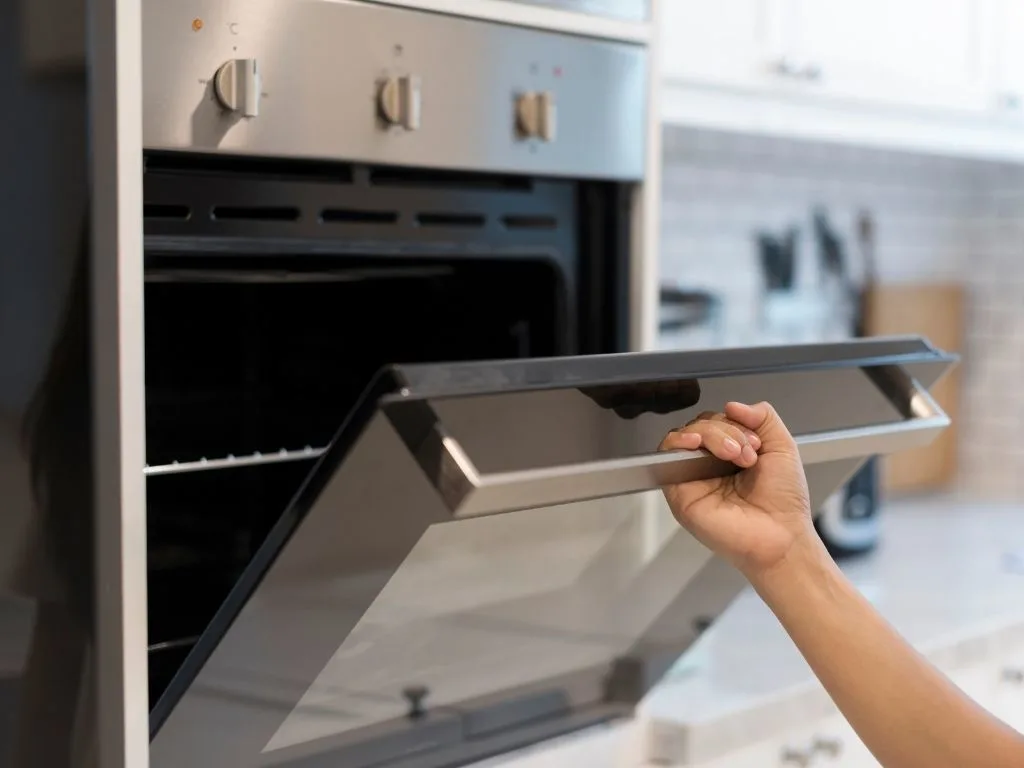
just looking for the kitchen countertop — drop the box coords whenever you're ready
[479,496,1024,767]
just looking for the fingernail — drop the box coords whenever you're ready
[723,437,740,455]
[742,444,757,464]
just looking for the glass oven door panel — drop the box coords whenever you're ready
[149,337,955,768]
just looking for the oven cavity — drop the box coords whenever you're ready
[142,151,629,708]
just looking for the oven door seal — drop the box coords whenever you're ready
[148,336,956,768]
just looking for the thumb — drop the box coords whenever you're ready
[723,401,795,452]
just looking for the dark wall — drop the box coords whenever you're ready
[0,2,88,766]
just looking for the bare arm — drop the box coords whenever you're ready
[660,401,1024,768]
[752,539,1024,768]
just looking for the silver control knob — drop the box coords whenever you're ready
[378,75,422,131]
[516,91,557,142]
[214,58,261,118]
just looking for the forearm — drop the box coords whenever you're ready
[750,537,1024,768]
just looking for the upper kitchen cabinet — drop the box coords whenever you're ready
[990,0,1024,115]
[659,0,1024,163]
[785,0,986,113]
[660,0,785,91]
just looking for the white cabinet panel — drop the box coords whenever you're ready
[810,715,878,767]
[660,0,786,90]
[989,650,1024,732]
[991,0,1024,113]
[787,0,985,112]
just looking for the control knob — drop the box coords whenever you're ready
[214,58,261,118]
[378,75,422,131]
[516,91,557,142]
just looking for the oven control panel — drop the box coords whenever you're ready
[143,0,646,181]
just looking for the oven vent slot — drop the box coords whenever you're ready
[145,204,192,221]
[320,208,399,225]
[145,151,355,184]
[502,215,558,231]
[416,212,486,228]
[211,206,301,222]
[369,166,533,192]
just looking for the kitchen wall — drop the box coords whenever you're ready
[660,126,1024,500]
[0,3,88,760]
[0,1,87,582]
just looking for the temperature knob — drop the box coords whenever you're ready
[516,91,557,142]
[214,58,261,118]
[378,75,422,131]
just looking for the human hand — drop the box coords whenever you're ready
[659,401,816,579]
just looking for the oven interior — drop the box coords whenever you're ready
[141,153,631,708]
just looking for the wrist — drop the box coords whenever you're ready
[744,530,838,601]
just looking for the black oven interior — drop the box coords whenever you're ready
[141,152,632,708]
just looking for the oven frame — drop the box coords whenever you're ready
[355,0,654,43]
[89,3,663,768]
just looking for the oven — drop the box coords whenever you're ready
[140,3,956,767]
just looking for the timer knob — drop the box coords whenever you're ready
[214,58,261,118]
[516,91,557,142]
[378,75,422,131]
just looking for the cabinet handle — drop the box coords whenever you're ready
[774,57,801,78]
[812,735,843,757]
[999,92,1023,110]
[780,747,813,766]
[801,63,823,82]
[1002,667,1024,684]
[773,58,824,83]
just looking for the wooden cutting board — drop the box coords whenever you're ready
[864,283,965,494]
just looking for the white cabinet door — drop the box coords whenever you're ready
[988,650,1024,733]
[990,0,1024,115]
[787,0,986,113]
[660,0,787,90]
[812,715,878,767]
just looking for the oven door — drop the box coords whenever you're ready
[149,336,955,768]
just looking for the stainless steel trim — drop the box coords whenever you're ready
[406,366,950,518]
[142,0,647,180]
[496,0,649,22]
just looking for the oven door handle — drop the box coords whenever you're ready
[415,366,949,519]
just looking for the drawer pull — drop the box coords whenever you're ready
[780,747,813,766]
[1002,667,1024,684]
[812,735,843,757]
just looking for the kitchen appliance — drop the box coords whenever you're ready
[140,3,955,767]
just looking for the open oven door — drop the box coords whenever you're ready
[149,336,956,768]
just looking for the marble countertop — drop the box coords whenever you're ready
[481,496,1024,767]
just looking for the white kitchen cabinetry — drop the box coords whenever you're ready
[985,649,1024,732]
[682,656,1024,767]
[691,716,878,767]
[990,0,1024,115]
[786,0,985,113]
[661,0,983,110]
[659,0,1024,162]
[659,1,785,91]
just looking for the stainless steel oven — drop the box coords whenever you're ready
[140,3,955,767]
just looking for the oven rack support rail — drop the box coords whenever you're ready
[144,446,328,476]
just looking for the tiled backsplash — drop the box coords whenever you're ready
[659,126,1024,499]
